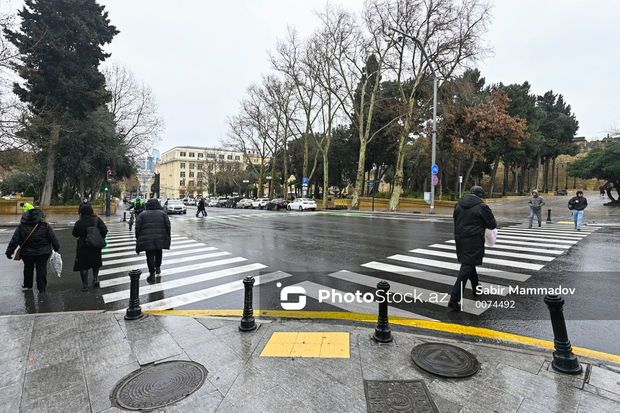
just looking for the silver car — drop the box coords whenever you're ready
[164,200,187,214]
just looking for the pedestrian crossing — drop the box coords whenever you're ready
[170,210,324,224]
[284,222,600,317]
[99,225,289,311]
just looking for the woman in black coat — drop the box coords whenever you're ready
[5,208,60,293]
[72,204,108,291]
[135,198,171,283]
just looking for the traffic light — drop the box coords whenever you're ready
[104,185,109,192]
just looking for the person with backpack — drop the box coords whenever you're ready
[135,198,171,283]
[72,204,108,291]
[5,207,60,293]
[568,190,588,231]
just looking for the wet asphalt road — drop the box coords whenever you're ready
[1,206,619,355]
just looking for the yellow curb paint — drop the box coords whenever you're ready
[144,309,620,364]
[260,332,350,358]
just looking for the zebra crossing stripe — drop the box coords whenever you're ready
[425,244,555,261]
[506,227,593,235]
[360,261,508,292]
[496,234,577,245]
[133,271,291,311]
[103,242,206,258]
[105,236,186,247]
[103,263,268,303]
[477,239,571,249]
[386,255,531,282]
[293,280,433,319]
[443,241,563,255]
[102,247,220,266]
[328,270,484,316]
[408,249,544,271]
[498,230,585,240]
[103,239,194,253]
[99,256,247,288]
[99,251,236,276]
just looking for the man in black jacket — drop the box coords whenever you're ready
[568,190,588,231]
[448,186,497,311]
[135,198,171,283]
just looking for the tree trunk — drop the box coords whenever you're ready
[351,138,367,210]
[502,162,509,196]
[463,157,476,190]
[39,122,61,207]
[283,135,288,199]
[533,154,541,190]
[388,127,408,211]
[488,156,501,197]
[322,146,329,209]
[542,158,550,192]
[550,157,556,192]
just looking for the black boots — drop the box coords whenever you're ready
[155,267,161,276]
[146,274,156,283]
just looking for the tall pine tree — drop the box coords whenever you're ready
[5,0,118,205]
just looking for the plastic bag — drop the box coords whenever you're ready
[485,228,498,247]
[50,251,63,277]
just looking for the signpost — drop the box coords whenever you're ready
[431,164,439,175]
[459,175,463,198]
[431,175,439,186]
[302,177,309,197]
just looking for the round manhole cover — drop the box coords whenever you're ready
[411,343,479,378]
[112,360,207,410]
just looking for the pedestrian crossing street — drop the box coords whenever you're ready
[99,225,291,311]
[285,223,601,318]
[170,210,324,224]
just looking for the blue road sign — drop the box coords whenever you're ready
[302,177,309,185]
[431,164,439,175]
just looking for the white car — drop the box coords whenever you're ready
[287,198,317,211]
[252,198,270,209]
[236,198,253,208]
[208,198,218,207]
[187,198,196,206]
[164,199,187,214]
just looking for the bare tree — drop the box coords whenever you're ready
[103,63,163,157]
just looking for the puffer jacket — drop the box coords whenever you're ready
[6,209,60,258]
[568,196,588,211]
[453,194,497,265]
[135,198,171,252]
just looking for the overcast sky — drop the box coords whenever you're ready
[3,0,619,153]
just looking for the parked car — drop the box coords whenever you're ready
[266,198,289,211]
[252,198,270,209]
[158,199,166,208]
[164,199,187,214]
[216,197,228,207]
[187,198,197,206]
[287,198,317,211]
[225,196,243,208]
[208,198,218,207]
[236,198,253,208]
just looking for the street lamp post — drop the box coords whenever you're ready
[266,176,272,198]
[371,163,377,212]
[242,179,249,197]
[391,28,438,214]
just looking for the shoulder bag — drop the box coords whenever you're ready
[14,223,40,261]
[85,226,106,249]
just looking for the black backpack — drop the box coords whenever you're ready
[85,226,106,249]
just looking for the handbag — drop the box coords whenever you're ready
[14,223,40,261]
[484,228,498,247]
[85,226,106,249]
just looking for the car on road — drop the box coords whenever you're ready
[187,198,196,206]
[266,198,289,211]
[287,198,317,211]
[207,198,218,207]
[236,198,253,208]
[216,197,229,207]
[252,198,270,209]
[164,199,187,214]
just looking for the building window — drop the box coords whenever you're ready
[197,180,203,186]
[207,153,215,159]
[197,172,203,179]
[189,171,194,177]
[179,179,185,186]
[197,163,203,170]
[198,153,204,158]
[189,152,195,157]
[189,163,195,169]
[226,155,233,160]
[180,171,186,178]
[218,154,225,160]
[180,162,186,169]
[234,155,240,161]
[208,164,213,171]
[188,180,194,187]
[180,151,186,157]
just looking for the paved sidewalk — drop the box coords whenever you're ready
[1,312,619,412]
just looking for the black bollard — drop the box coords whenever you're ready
[546,208,552,223]
[544,295,582,374]
[124,269,145,320]
[372,280,393,343]
[239,276,257,332]
[122,211,126,222]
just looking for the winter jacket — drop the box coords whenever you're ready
[453,194,497,266]
[528,196,545,209]
[135,198,171,252]
[6,209,60,258]
[72,215,108,271]
[568,196,588,211]
[197,199,205,209]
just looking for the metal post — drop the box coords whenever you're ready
[430,76,438,214]
[546,209,552,223]
[122,211,126,222]
[239,276,257,332]
[372,280,393,343]
[544,295,582,374]
[124,269,144,320]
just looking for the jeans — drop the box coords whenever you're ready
[572,210,584,229]
[450,264,479,303]
[22,254,50,291]
[528,207,542,228]
[196,208,207,217]
[146,250,162,275]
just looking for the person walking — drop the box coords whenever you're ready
[72,204,108,291]
[528,190,545,228]
[135,198,171,283]
[5,207,60,293]
[448,186,497,311]
[196,197,206,217]
[568,190,588,231]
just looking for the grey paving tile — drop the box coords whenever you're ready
[30,315,77,346]
[82,341,137,378]
[0,354,28,388]
[538,360,588,389]
[85,361,140,413]
[78,324,126,351]
[247,385,317,413]
[430,393,463,413]
[26,334,81,373]
[460,343,546,375]
[578,391,620,412]
[164,379,221,413]
[158,315,219,347]
[21,357,85,402]
[185,342,246,395]
[0,382,23,413]
[215,324,269,360]
[196,316,228,331]
[118,314,168,341]
[130,332,184,365]
[75,313,119,333]
[19,382,90,413]
[587,366,620,397]
[583,382,620,404]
